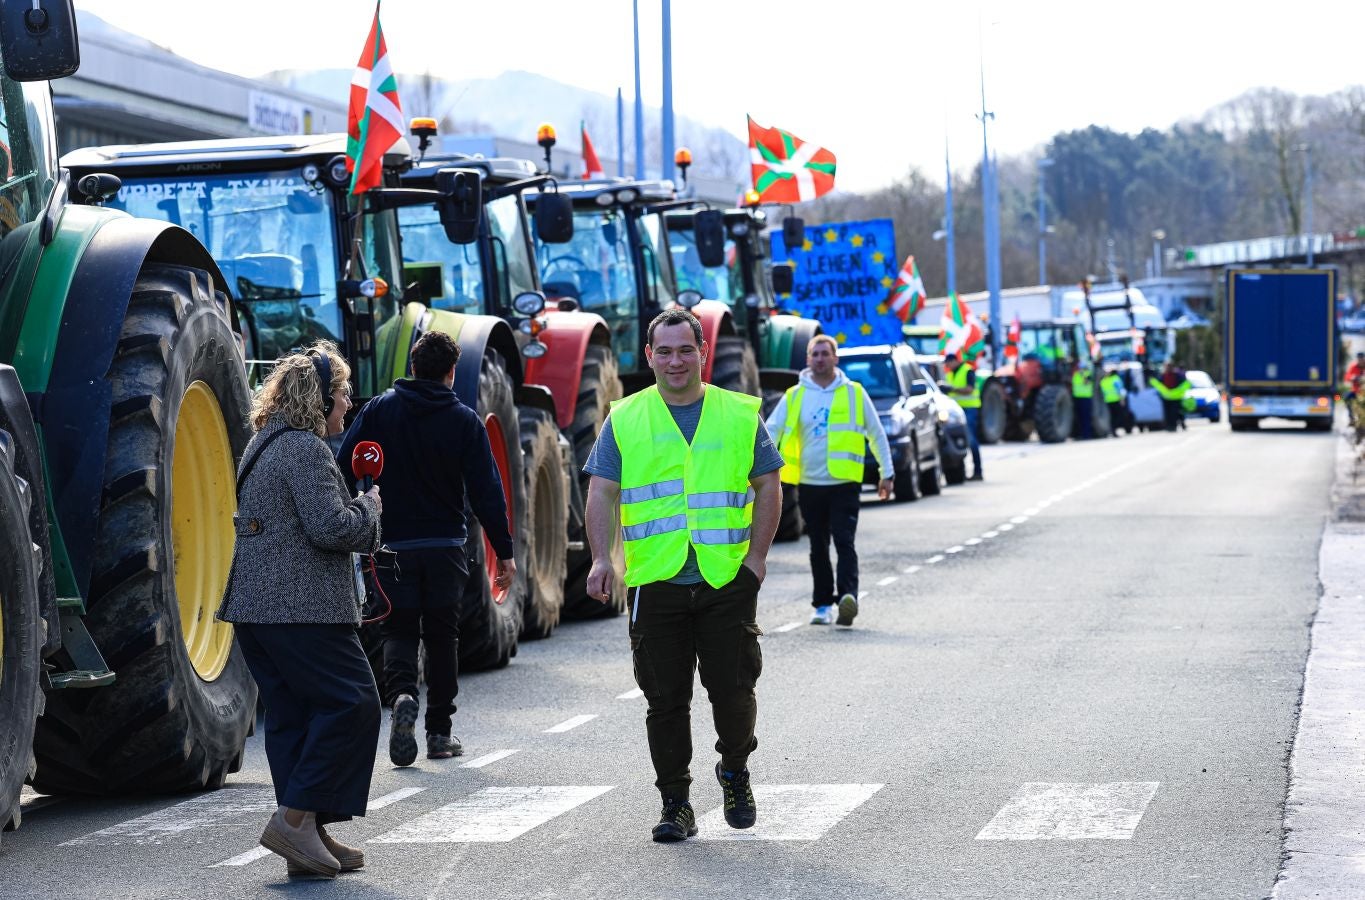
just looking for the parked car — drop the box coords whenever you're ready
[1184,369,1222,422]
[839,344,944,501]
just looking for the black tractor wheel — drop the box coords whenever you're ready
[1091,394,1112,438]
[1229,417,1258,432]
[978,379,1007,444]
[919,445,944,496]
[0,426,43,839]
[761,389,803,542]
[1033,385,1074,443]
[458,350,527,672]
[518,406,568,641]
[711,335,761,396]
[893,442,922,502]
[32,264,256,795]
[563,343,625,619]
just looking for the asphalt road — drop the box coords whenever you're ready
[0,418,1336,899]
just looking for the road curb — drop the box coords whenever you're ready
[1275,426,1365,898]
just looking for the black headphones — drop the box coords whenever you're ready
[309,350,334,418]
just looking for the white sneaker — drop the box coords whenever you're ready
[809,605,836,625]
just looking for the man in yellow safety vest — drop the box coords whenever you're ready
[1072,364,1095,440]
[583,308,782,843]
[765,335,892,628]
[943,352,984,481]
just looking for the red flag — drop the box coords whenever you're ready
[887,255,926,323]
[747,116,836,203]
[1005,314,1022,360]
[581,122,604,179]
[938,292,987,362]
[346,2,404,195]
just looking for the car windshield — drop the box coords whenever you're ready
[903,332,940,355]
[1187,370,1214,388]
[668,225,741,305]
[842,356,901,399]
[107,170,345,364]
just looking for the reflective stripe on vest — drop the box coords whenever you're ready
[1100,374,1122,404]
[613,385,760,588]
[946,364,981,408]
[1072,369,1094,399]
[778,381,868,485]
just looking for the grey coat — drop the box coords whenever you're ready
[217,417,381,625]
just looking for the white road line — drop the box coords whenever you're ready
[964,538,982,546]
[981,531,999,539]
[774,621,804,633]
[926,555,945,564]
[945,545,965,554]
[697,784,884,841]
[544,714,597,734]
[1010,516,1029,524]
[976,782,1159,840]
[369,786,614,843]
[615,688,644,700]
[876,576,898,587]
[902,565,921,575]
[64,787,277,847]
[368,786,428,809]
[1024,507,1040,516]
[998,524,1014,532]
[211,847,272,868]
[858,591,868,600]
[461,750,520,769]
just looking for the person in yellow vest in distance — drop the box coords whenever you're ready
[764,335,892,629]
[1100,366,1129,436]
[583,308,782,844]
[943,353,984,481]
[1072,363,1095,440]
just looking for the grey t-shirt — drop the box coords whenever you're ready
[583,396,784,584]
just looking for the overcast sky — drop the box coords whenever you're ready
[80,0,1365,193]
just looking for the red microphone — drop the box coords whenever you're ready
[351,441,384,492]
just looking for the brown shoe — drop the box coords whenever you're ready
[288,824,363,875]
[260,808,339,879]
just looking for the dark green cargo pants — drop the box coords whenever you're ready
[628,565,764,801]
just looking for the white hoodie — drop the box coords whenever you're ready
[764,367,893,486]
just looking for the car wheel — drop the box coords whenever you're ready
[893,442,922,502]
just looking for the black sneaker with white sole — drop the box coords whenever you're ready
[389,694,419,767]
[716,763,757,829]
[836,592,859,627]
[651,799,698,842]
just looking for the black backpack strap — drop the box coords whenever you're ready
[236,427,302,499]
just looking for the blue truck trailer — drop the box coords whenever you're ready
[1224,268,1336,431]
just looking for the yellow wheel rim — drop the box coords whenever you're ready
[172,380,236,682]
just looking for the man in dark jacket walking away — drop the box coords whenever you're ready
[338,331,516,767]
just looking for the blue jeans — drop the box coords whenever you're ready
[963,407,982,475]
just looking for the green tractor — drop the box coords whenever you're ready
[1,3,256,827]
[63,135,537,673]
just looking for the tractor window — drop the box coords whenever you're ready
[668,226,741,306]
[397,203,485,314]
[638,212,676,310]
[0,76,50,242]
[108,170,344,365]
[486,193,537,307]
[539,207,637,313]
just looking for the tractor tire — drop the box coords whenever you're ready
[1229,417,1258,432]
[978,379,1007,444]
[919,444,944,496]
[1091,394,1112,439]
[893,441,922,502]
[32,264,256,795]
[0,427,43,839]
[458,351,527,671]
[563,344,625,620]
[776,483,803,542]
[1033,384,1074,443]
[711,335,761,396]
[518,406,568,641]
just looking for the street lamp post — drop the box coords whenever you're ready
[1151,228,1166,278]
[632,0,644,179]
[1037,157,1053,284]
[944,138,956,296]
[1299,143,1315,266]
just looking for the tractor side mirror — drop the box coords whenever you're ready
[435,168,482,245]
[770,262,794,295]
[693,209,726,268]
[535,191,574,244]
[782,216,805,251]
[0,0,79,81]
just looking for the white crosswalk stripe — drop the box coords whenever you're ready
[461,750,520,769]
[368,786,614,843]
[976,782,1159,840]
[64,788,277,847]
[544,714,597,733]
[696,784,884,840]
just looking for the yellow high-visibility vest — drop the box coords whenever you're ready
[946,364,981,409]
[612,385,759,588]
[777,381,869,485]
[1072,368,1094,399]
[1100,373,1122,404]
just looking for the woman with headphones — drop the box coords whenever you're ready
[217,340,383,879]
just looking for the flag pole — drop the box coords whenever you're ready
[632,0,645,180]
[617,88,625,177]
[661,0,675,184]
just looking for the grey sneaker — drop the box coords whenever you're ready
[426,733,463,759]
[836,593,859,627]
[389,694,419,767]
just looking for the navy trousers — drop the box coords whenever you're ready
[235,623,381,823]
[798,481,862,607]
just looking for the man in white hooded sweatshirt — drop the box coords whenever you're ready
[765,335,892,627]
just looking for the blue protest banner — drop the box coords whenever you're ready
[771,218,901,347]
